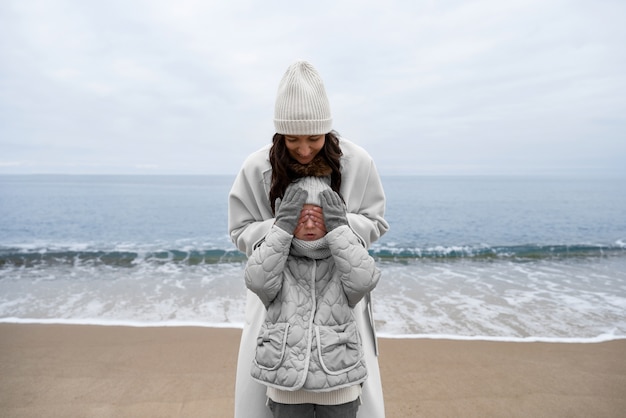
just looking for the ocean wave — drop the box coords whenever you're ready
[2,242,625,267]
[371,242,626,260]
[0,247,247,267]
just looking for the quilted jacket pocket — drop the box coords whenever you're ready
[254,322,290,371]
[315,322,363,375]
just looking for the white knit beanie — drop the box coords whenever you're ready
[288,176,331,207]
[274,61,333,135]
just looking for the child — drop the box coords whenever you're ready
[245,176,381,418]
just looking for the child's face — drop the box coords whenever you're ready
[294,204,327,241]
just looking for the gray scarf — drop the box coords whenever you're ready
[290,237,331,260]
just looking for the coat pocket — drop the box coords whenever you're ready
[315,322,363,375]
[254,322,290,371]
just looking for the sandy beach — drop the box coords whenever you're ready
[1,324,625,417]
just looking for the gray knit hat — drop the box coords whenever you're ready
[288,176,331,207]
[274,61,333,135]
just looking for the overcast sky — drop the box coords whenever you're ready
[1,0,624,176]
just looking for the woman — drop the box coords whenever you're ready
[228,60,389,418]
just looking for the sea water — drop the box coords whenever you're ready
[1,175,625,342]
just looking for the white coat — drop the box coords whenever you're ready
[228,138,389,418]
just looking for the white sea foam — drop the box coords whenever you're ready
[1,255,626,343]
[372,257,626,341]
[0,317,245,329]
[375,331,626,344]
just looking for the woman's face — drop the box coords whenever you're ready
[284,134,326,165]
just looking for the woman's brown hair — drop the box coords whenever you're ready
[269,131,343,213]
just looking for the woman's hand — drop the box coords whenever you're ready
[319,189,348,231]
[294,205,327,237]
[274,187,308,234]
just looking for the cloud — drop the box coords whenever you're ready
[0,161,24,168]
[1,0,625,176]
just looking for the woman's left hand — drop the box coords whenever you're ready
[320,189,349,231]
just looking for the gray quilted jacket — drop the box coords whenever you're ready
[245,224,381,392]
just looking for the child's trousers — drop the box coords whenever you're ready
[267,399,359,418]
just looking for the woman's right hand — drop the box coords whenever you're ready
[274,186,308,234]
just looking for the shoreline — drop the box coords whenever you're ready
[1,319,624,344]
[1,323,625,417]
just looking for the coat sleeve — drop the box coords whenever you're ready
[327,225,381,308]
[228,147,275,256]
[244,225,292,308]
[340,140,389,249]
